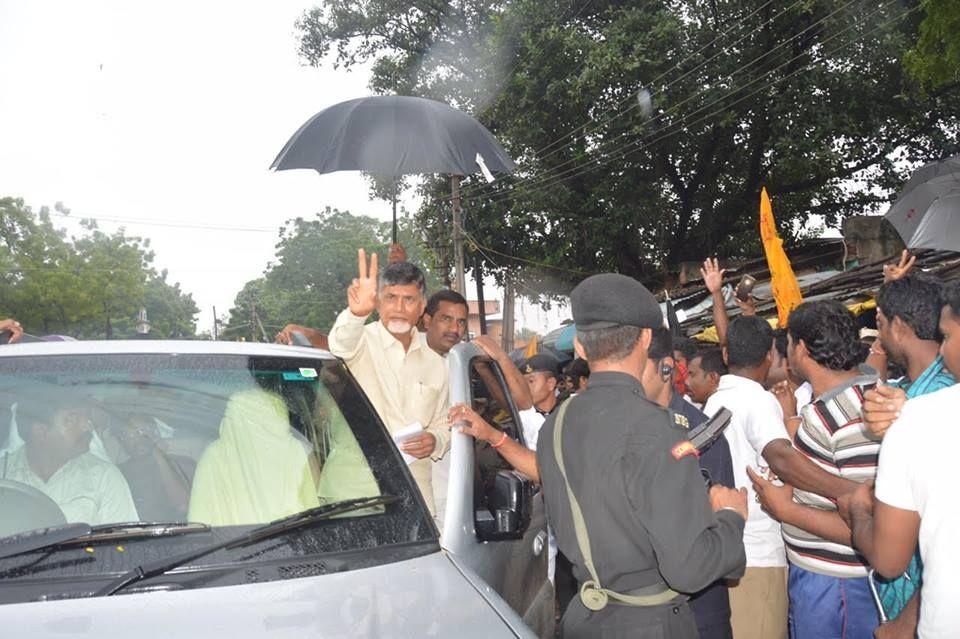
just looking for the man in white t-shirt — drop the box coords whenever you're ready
[841,283,960,639]
[702,318,790,639]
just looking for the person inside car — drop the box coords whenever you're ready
[114,413,196,522]
[188,387,320,526]
[1,392,138,525]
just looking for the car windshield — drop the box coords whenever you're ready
[0,350,427,538]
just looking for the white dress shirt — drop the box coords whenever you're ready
[2,448,138,525]
[328,309,450,515]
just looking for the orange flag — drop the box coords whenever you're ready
[523,333,539,359]
[760,188,803,327]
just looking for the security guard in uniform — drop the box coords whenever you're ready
[536,274,748,638]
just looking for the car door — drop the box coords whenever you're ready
[441,343,553,638]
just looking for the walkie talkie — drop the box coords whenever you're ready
[671,407,733,461]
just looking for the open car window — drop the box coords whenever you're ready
[0,353,421,538]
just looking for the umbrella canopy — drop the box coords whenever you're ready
[270,95,515,177]
[542,323,576,353]
[885,155,960,252]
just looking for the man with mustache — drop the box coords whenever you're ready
[421,289,469,356]
[2,394,138,525]
[327,250,450,515]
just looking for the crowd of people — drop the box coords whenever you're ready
[3,243,956,638]
[269,244,956,639]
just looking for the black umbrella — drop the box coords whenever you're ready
[270,95,515,243]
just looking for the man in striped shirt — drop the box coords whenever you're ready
[752,300,880,639]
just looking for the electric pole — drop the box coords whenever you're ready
[451,175,466,295]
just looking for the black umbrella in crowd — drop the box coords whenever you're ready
[270,95,516,244]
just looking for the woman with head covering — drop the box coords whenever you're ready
[188,387,319,526]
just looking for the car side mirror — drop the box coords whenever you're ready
[475,470,532,541]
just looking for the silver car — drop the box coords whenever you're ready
[0,340,552,637]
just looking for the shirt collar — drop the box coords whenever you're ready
[376,320,421,352]
[905,354,952,396]
[718,373,765,393]
[584,371,646,396]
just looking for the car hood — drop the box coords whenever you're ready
[0,551,531,638]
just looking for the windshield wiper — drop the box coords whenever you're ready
[0,524,92,561]
[0,522,212,562]
[98,494,400,597]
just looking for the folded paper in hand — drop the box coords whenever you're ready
[393,422,425,465]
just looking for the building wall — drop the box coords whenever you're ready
[842,216,905,266]
[467,300,502,339]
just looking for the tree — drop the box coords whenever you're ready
[296,0,960,293]
[905,0,960,88]
[0,197,199,338]
[224,208,444,338]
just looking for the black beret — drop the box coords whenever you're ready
[571,273,663,330]
[520,354,559,376]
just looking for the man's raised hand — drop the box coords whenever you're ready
[701,257,726,295]
[348,248,379,317]
[882,250,916,284]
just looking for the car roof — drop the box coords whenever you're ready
[0,340,337,360]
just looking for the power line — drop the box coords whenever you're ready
[459,225,596,276]
[522,0,789,164]
[463,0,913,208]
[462,0,870,204]
[48,210,277,233]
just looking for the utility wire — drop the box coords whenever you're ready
[48,210,277,233]
[464,0,912,208]
[462,0,872,204]
[523,0,790,163]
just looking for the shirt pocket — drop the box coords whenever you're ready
[413,382,444,422]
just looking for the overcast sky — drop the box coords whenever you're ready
[0,0,570,335]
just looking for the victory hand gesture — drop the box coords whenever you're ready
[348,248,379,317]
[882,250,916,284]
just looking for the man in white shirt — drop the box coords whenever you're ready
[841,280,960,639]
[327,250,450,516]
[702,317,790,639]
[2,396,138,525]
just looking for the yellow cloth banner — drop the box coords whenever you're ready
[524,334,539,359]
[760,187,803,327]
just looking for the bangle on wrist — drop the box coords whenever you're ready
[491,431,509,449]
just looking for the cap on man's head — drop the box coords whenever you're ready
[571,273,663,330]
[521,354,559,377]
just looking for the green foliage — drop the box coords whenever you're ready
[296,0,960,294]
[0,197,199,339]
[223,208,443,339]
[904,0,960,88]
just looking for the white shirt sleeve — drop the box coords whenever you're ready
[96,464,140,524]
[874,411,917,511]
[327,309,369,362]
[751,392,790,456]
